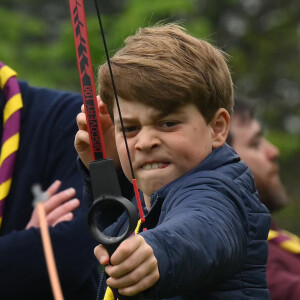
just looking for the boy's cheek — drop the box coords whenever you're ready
[118,156,133,180]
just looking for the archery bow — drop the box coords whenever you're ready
[68,0,145,299]
[68,0,144,222]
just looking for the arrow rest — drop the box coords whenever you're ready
[88,159,139,256]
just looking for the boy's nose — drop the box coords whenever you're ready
[135,128,160,151]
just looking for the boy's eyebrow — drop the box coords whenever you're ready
[114,117,142,126]
[114,107,184,126]
[156,107,185,119]
[114,118,132,126]
[114,111,168,125]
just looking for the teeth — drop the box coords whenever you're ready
[143,163,164,170]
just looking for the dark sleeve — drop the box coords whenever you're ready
[141,181,249,298]
[0,82,99,299]
[267,242,300,300]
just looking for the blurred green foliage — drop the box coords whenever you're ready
[1,0,299,233]
[267,132,300,162]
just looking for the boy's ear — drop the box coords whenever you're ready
[210,108,230,149]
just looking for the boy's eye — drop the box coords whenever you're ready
[123,126,139,133]
[161,121,179,128]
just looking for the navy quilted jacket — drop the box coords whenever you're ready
[84,144,271,299]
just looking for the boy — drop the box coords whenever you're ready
[75,24,270,299]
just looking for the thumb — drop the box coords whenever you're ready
[94,244,110,265]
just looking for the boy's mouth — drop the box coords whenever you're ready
[142,162,169,170]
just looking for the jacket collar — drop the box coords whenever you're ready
[150,143,240,203]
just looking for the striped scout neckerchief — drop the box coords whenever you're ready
[0,62,23,228]
[268,228,300,257]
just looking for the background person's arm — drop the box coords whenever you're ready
[0,82,98,299]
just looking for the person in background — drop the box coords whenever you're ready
[228,99,300,300]
[0,62,98,299]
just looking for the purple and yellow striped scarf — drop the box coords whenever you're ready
[0,62,23,228]
[268,228,300,256]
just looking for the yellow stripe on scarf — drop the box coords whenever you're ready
[267,229,279,241]
[0,178,12,201]
[0,133,20,166]
[280,230,300,254]
[268,229,300,254]
[0,65,17,88]
[4,93,23,123]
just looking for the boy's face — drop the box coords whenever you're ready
[113,98,214,202]
[231,116,288,212]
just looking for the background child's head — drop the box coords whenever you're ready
[98,23,233,123]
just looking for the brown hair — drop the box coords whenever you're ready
[98,23,234,123]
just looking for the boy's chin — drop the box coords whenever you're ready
[139,180,167,197]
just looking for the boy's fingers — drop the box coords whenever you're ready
[107,247,146,278]
[107,253,158,288]
[76,112,88,131]
[110,235,144,266]
[107,257,159,296]
[74,130,93,169]
[75,130,90,149]
[107,242,156,281]
[98,97,109,114]
[118,271,159,296]
[117,271,159,296]
[96,95,101,104]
